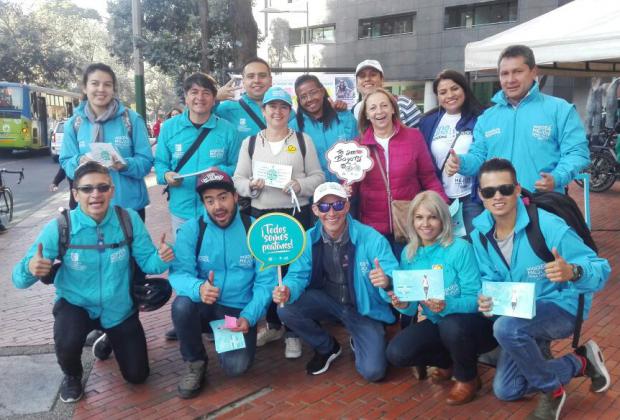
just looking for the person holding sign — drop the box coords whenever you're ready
[168,169,276,399]
[273,182,398,381]
[385,191,496,405]
[472,159,611,420]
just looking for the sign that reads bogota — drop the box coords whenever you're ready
[326,141,374,184]
[247,213,306,270]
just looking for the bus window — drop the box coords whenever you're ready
[0,87,23,111]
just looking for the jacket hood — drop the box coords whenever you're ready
[472,197,531,235]
[492,81,540,107]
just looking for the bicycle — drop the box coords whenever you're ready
[0,168,25,222]
[575,126,620,193]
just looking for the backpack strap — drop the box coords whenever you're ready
[248,135,257,159]
[295,131,306,172]
[523,203,554,263]
[239,99,267,130]
[195,213,253,259]
[114,206,134,249]
[56,208,71,259]
[122,109,133,139]
[240,213,253,233]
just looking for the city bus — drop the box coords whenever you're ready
[0,82,81,152]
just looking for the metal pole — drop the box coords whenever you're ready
[305,1,309,72]
[132,0,146,118]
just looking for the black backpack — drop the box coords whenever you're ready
[479,189,597,349]
[195,212,253,258]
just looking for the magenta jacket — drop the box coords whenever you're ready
[355,123,448,235]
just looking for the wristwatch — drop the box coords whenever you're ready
[571,264,583,282]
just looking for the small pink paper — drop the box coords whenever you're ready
[224,315,238,329]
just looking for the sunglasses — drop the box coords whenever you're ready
[479,184,516,199]
[316,200,347,213]
[75,184,112,194]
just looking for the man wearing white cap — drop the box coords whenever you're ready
[272,182,399,381]
[352,59,422,128]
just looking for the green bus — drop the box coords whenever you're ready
[0,82,81,152]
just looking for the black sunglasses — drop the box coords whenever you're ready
[316,200,347,213]
[75,184,112,194]
[479,184,516,199]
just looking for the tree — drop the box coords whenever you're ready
[230,0,257,67]
[268,18,295,68]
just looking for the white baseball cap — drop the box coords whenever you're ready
[313,182,348,203]
[355,59,384,76]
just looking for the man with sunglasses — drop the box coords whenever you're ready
[471,158,610,420]
[12,161,174,403]
[273,182,399,381]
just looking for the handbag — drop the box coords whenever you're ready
[373,148,410,243]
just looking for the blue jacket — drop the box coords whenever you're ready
[471,199,610,319]
[460,82,590,192]
[397,239,481,324]
[169,210,277,326]
[154,110,241,220]
[284,215,399,324]
[12,206,170,328]
[290,110,359,182]
[60,101,153,210]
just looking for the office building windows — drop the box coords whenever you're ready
[445,0,518,29]
[289,24,335,46]
[358,12,415,39]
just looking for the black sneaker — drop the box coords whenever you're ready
[306,340,341,375]
[85,329,104,347]
[165,328,178,341]
[578,339,611,393]
[526,387,566,420]
[178,360,206,399]
[92,333,113,360]
[59,375,83,403]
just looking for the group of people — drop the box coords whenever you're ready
[11,44,612,420]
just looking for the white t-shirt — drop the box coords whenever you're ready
[374,134,391,170]
[267,138,286,155]
[430,113,474,198]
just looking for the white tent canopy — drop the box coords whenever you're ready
[464,0,620,76]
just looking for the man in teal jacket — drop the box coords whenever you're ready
[12,162,174,404]
[155,72,241,238]
[169,169,276,399]
[471,159,610,420]
[273,182,398,381]
[446,45,589,193]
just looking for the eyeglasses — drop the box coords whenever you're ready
[298,89,322,103]
[75,184,112,194]
[316,200,346,213]
[479,184,516,199]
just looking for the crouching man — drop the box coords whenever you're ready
[12,162,174,403]
[273,182,398,381]
[169,169,276,398]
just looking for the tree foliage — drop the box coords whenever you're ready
[268,18,295,68]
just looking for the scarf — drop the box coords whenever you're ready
[84,98,120,143]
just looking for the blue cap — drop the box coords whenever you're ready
[262,87,293,107]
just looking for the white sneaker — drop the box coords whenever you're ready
[285,336,302,359]
[256,326,285,347]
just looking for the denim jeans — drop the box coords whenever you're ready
[171,296,257,377]
[277,289,387,382]
[459,194,484,239]
[493,301,582,400]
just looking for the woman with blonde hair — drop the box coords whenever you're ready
[385,191,496,406]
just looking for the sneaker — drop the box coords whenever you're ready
[256,326,284,347]
[178,360,206,399]
[59,375,83,403]
[92,333,113,361]
[306,340,341,375]
[526,387,566,420]
[580,339,611,393]
[165,328,178,341]
[85,329,104,347]
[285,336,302,359]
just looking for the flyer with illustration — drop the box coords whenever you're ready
[482,281,536,319]
[209,319,246,353]
[393,269,444,302]
[252,161,293,189]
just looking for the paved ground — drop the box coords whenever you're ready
[1,177,618,419]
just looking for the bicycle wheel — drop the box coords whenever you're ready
[589,151,617,192]
[0,187,13,222]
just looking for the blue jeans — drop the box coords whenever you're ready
[278,289,387,382]
[459,194,484,239]
[493,301,582,400]
[171,296,257,377]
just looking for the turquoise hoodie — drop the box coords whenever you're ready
[154,110,241,220]
[459,82,589,192]
[471,199,610,319]
[169,209,276,327]
[396,238,481,324]
[290,111,358,182]
[12,206,170,328]
[60,101,153,210]
[284,215,399,324]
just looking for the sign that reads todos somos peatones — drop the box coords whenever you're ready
[247,213,306,270]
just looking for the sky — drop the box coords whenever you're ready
[17,0,109,18]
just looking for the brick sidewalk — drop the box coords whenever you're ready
[2,180,618,419]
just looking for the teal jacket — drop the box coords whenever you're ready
[471,199,610,319]
[12,206,170,328]
[290,111,359,182]
[284,215,398,324]
[460,82,589,192]
[169,210,276,326]
[154,110,241,220]
[397,239,481,323]
[60,101,153,210]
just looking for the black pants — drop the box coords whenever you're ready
[53,298,149,384]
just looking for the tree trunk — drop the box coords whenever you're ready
[198,0,209,72]
[230,0,258,68]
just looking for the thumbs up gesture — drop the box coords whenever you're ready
[369,258,389,288]
[544,247,574,282]
[534,172,556,192]
[28,243,53,277]
[157,233,175,262]
[444,149,461,176]
[199,270,220,304]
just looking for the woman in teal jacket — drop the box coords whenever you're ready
[386,191,496,406]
